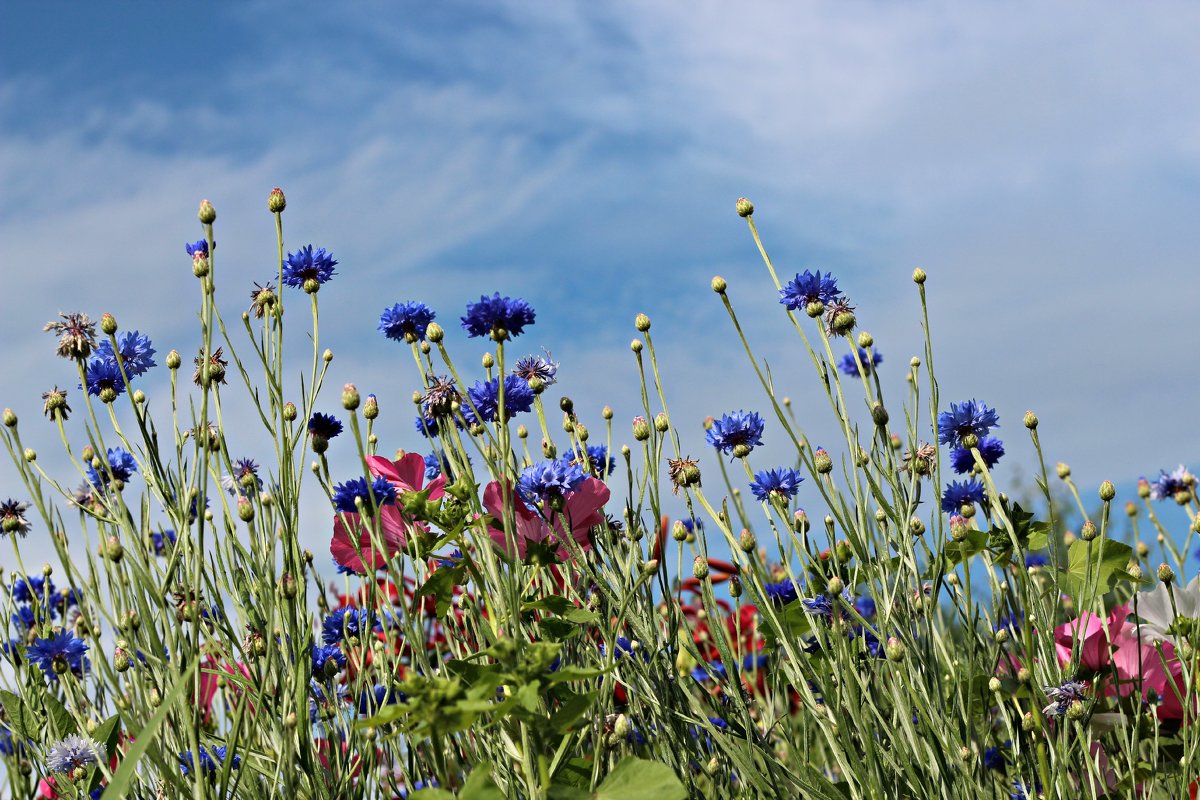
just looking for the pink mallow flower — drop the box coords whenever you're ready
[484,477,609,562]
[1054,604,1129,672]
[1111,623,1192,721]
[330,453,446,573]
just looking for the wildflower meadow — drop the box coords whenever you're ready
[1,190,1198,799]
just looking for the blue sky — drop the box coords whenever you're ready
[1,2,1197,564]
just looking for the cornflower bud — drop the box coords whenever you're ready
[602,405,613,420]
[634,313,651,332]
[813,448,833,474]
[885,637,905,662]
[1099,480,1116,502]
[909,517,925,537]
[871,403,888,426]
[826,576,844,595]
[693,556,709,579]
[237,497,254,522]
[738,529,756,553]
[988,677,1002,693]
[1158,563,1175,585]
[1056,462,1071,479]
[912,267,926,284]
[363,394,379,420]
[1080,521,1098,541]
[950,515,969,542]
[711,276,727,293]
[632,416,650,441]
[729,575,742,598]
[672,521,688,542]
[654,412,669,433]
[2,409,16,428]
[267,187,286,213]
[1137,540,1150,558]
[198,199,216,224]
[342,383,360,411]
[100,313,118,335]
[735,197,754,217]
[1127,502,1138,518]
[1023,410,1038,429]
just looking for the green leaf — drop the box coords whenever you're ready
[460,764,506,800]
[0,690,38,740]
[86,714,122,793]
[942,530,988,564]
[410,790,456,800]
[1059,539,1135,600]
[594,757,686,800]
[103,660,197,799]
[549,690,595,733]
[43,691,76,739]
[416,563,465,618]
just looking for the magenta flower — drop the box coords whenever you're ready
[483,476,609,562]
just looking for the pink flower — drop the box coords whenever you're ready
[1112,625,1191,721]
[1054,604,1129,672]
[484,477,609,561]
[197,658,255,724]
[330,453,446,574]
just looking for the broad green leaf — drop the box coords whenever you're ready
[460,764,505,800]
[86,714,122,793]
[943,530,988,564]
[0,690,37,740]
[594,757,686,800]
[43,691,76,739]
[1059,539,1134,600]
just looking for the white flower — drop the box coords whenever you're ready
[1133,574,1200,643]
[45,734,104,774]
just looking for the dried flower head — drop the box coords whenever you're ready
[44,312,98,360]
[41,387,71,421]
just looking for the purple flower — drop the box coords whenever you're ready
[464,375,535,423]
[379,302,436,343]
[779,270,842,311]
[27,631,89,680]
[461,293,536,340]
[282,244,338,289]
[838,348,883,378]
[749,467,804,502]
[706,410,766,457]
[941,478,987,513]
[937,400,1000,449]
[950,436,1005,474]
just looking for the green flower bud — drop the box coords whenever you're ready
[1023,410,1038,429]
[805,301,824,318]
[814,448,833,474]
[988,677,1002,693]
[654,413,669,433]
[738,529,756,553]
[857,331,873,348]
[133,389,146,404]
[237,497,254,522]
[711,275,727,293]
[1158,563,1175,584]
[268,186,287,213]
[1066,700,1087,720]
[341,383,360,411]
[1099,480,1116,502]
[632,416,650,441]
[2,409,16,427]
[909,517,925,537]
[1080,521,1098,541]
[960,433,979,449]
[871,402,889,426]
[198,199,216,224]
[105,536,123,562]
[23,448,35,462]
[634,313,651,332]
[283,402,297,421]
[735,197,754,217]
[363,394,379,420]
[1056,462,1071,479]
[826,576,844,595]
[692,556,709,579]
[425,322,444,343]
[1137,540,1150,558]
[912,267,926,284]
[542,439,557,459]
[100,313,118,335]
[885,637,905,662]
[481,352,494,369]
[281,573,298,598]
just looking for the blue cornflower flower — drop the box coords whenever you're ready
[0,499,32,536]
[414,413,442,438]
[801,594,836,621]
[311,643,347,679]
[151,529,177,556]
[83,358,125,398]
[322,607,372,645]
[379,302,436,343]
[307,412,343,439]
[27,631,89,680]
[1010,777,1042,799]
[516,459,586,511]
[434,549,463,568]
[464,375,535,423]
[331,476,396,514]
[282,244,338,289]
[11,605,37,632]
[1042,679,1087,717]
[706,410,766,457]
[600,636,648,661]
[950,436,1005,474]
[185,240,209,258]
[763,579,799,607]
[179,745,241,777]
[983,742,1008,772]
[853,626,886,658]
[1149,465,1194,501]
[358,684,406,715]
[941,478,987,514]
[461,293,536,340]
[995,609,1023,634]
[12,575,53,604]
[937,400,1000,448]
[45,734,104,774]
[749,467,804,503]
[691,662,728,683]
[854,596,876,619]
[779,270,842,311]
[837,348,883,378]
[512,351,558,386]
[742,653,768,670]
[86,447,138,487]
[93,331,156,378]
[1025,553,1049,569]
[566,444,615,478]
[0,724,23,757]
[424,452,446,480]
